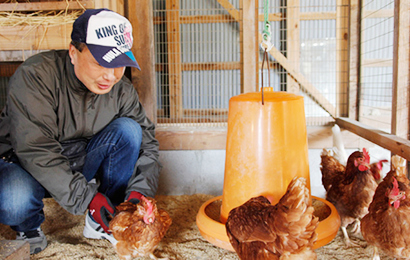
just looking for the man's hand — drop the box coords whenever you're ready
[126,191,143,204]
[88,193,115,233]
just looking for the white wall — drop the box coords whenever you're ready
[157,147,391,198]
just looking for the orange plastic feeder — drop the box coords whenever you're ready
[196,87,340,251]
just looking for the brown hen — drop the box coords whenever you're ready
[320,148,346,192]
[225,176,319,260]
[321,148,388,189]
[324,148,378,247]
[361,155,410,260]
[109,196,172,260]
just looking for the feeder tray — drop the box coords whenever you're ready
[196,195,340,251]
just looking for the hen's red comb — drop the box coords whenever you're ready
[363,148,370,164]
[377,159,388,169]
[391,177,400,196]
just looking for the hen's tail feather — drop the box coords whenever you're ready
[277,177,319,250]
[332,124,348,165]
[278,177,314,227]
[280,177,310,208]
[391,155,406,175]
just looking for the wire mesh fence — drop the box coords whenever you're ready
[359,0,395,132]
[153,0,350,127]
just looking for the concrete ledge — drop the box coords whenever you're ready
[0,240,30,260]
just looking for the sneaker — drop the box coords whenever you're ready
[83,212,117,245]
[16,227,47,254]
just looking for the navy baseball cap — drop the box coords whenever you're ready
[71,8,141,70]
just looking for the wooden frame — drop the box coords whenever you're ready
[127,0,157,123]
[391,0,409,140]
[155,0,410,156]
[154,0,342,121]
[156,123,376,150]
[0,1,124,53]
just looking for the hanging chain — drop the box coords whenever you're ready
[260,0,272,105]
[261,48,270,105]
[261,0,273,51]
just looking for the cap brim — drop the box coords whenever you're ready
[87,44,141,70]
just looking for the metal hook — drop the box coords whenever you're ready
[261,48,271,105]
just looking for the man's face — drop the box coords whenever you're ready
[69,44,125,95]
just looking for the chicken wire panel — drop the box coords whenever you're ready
[300,0,336,12]
[257,0,347,125]
[154,0,349,126]
[182,70,241,123]
[153,0,240,126]
[359,0,395,132]
[300,20,337,120]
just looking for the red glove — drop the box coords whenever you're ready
[88,193,115,233]
[125,191,144,204]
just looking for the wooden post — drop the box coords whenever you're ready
[94,0,124,15]
[240,0,258,93]
[391,0,409,140]
[0,240,30,260]
[127,0,157,123]
[165,0,183,120]
[286,0,300,94]
[336,0,349,117]
[348,0,361,120]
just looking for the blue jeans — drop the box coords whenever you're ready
[0,117,142,232]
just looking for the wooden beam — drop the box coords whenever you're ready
[336,0,349,117]
[240,0,258,93]
[259,13,284,22]
[286,0,301,94]
[165,0,183,119]
[336,117,410,162]
[94,0,124,15]
[258,12,338,22]
[157,118,228,124]
[0,1,93,11]
[0,24,72,51]
[156,127,227,150]
[160,61,280,72]
[181,62,241,71]
[127,0,156,123]
[216,0,240,21]
[180,14,235,24]
[156,124,373,150]
[391,0,410,140]
[156,10,354,26]
[348,0,360,120]
[300,12,337,20]
[0,240,30,260]
[362,9,394,19]
[361,59,392,67]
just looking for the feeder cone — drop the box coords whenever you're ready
[196,87,340,251]
[220,88,310,222]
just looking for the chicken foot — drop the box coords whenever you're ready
[350,219,361,235]
[149,253,169,260]
[371,246,380,260]
[341,226,361,248]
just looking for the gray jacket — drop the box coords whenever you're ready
[0,50,161,215]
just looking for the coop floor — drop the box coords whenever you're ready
[0,194,395,260]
